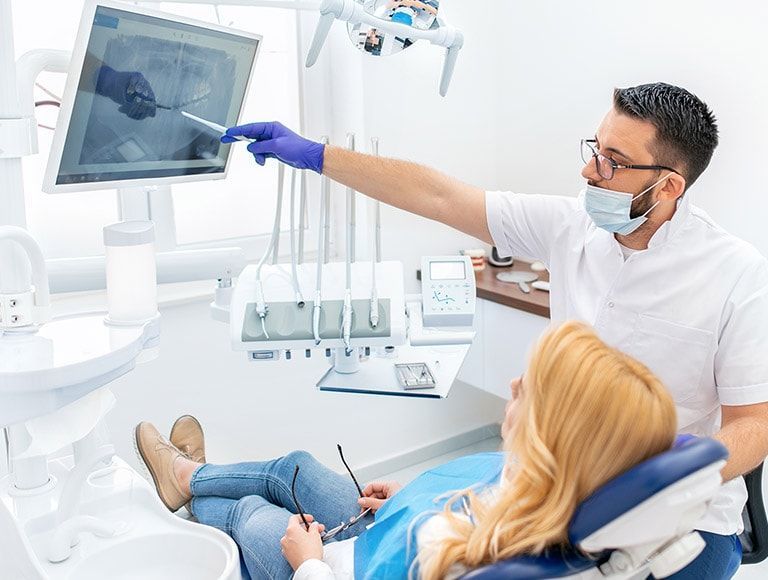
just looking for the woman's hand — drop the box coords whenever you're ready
[359,480,403,512]
[281,514,325,571]
[502,376,524,440]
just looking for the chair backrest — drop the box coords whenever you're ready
[569,436,727,547]
[740,462,768,565]
[462,437,727,579]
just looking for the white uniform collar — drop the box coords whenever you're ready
[646,193,692,249]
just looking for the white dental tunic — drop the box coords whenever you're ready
[486,190,768,535]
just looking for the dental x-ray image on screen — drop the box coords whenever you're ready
[50,4,259,188]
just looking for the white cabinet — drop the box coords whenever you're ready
[481,300,549,399]
[458,298,549,400]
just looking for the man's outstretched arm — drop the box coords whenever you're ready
[716,403,768,481]
[222,122,492,243]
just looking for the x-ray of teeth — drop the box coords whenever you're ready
[53,5,259,186]
[79,35,235,165]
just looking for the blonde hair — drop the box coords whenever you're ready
[418,321,677,579]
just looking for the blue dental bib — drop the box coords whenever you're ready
[353,452,505,579]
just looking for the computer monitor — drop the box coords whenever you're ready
[44,0,261,193]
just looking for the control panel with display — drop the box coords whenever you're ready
[421,255,476,327]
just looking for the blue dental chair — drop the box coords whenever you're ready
[740,461,768,565]
[463,436,743,579]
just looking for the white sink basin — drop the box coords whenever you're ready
[3,458,242,580]
[69,532,237,580]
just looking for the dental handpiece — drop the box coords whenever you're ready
[369,289,379,329]
[313,291,323,345]
[255,281,270,339]
[342,290,353,353]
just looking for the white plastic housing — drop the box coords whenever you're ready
[230,260,407,352]
[104,222,157,325]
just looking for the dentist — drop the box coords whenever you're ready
[224,82,768,578]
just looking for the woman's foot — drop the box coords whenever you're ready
[170,414,206,464]
[174,455,200,496]
[134,421,194,512]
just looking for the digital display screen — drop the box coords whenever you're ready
[55,6,258,185]
[429,261,466,280]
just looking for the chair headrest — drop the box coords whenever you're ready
[568,436,728,545]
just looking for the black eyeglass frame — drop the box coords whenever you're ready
[290,444,372,543]
[580,139,677,181]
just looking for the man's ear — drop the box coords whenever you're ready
[659,172,686,202]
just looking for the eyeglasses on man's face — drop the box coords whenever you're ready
[580,139,677,181]
[291,444,372,543]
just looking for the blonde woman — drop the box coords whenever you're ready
[135,321,677,580]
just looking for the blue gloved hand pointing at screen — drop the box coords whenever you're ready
[222,122,326,173]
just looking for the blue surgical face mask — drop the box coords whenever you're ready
[584,173,673,236]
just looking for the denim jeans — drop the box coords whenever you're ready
[189,450,374,580]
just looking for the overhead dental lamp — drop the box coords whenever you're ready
[305,0,464,96]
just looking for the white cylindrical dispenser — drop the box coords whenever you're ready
[103,221,157,325]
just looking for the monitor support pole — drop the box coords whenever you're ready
[0,0,69,295]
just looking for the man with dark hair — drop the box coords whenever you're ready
[612,83,719,189]
[226,82,768,577]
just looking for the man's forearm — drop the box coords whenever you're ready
[322,146,492,242]
[715,415,768,481]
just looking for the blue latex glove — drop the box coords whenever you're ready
[95,65,157,120]
[221,122,325,173]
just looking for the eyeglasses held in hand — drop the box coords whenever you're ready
[290,444,372,543]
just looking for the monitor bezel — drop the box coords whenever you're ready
[43,0,262,194]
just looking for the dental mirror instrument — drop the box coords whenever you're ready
[496,271,538,294]
[180,110,250,141]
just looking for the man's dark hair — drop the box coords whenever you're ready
[613,83,718,190]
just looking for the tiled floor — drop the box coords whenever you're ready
[379,437,768,579]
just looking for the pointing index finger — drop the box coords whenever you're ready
[225,122,274,141]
